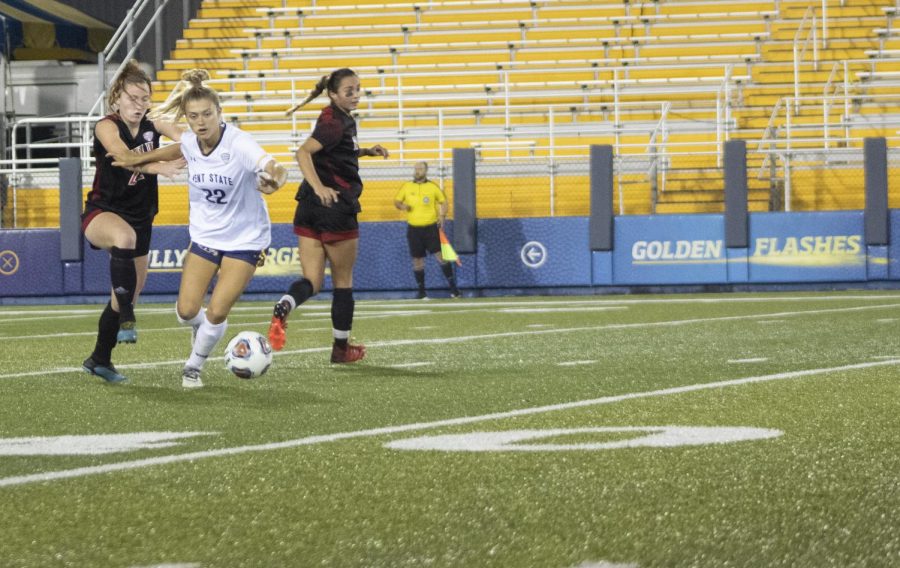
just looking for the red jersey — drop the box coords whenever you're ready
[295,104,362,214]
[86,113,161,225]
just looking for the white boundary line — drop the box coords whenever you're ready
[1,357,898,488]
[2,293,900,319]
[2,302,899,381]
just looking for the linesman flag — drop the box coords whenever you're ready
[439,228,462,266]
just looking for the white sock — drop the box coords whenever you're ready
[333,328,350,341]
[279,294,297,311]
[176,305,204,328]
[186,313,227,370]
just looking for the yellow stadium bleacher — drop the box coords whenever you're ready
[15,0,900,228]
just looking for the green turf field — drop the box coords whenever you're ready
[1,292,899,567]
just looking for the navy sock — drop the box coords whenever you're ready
[440,262,456,288]
[91,302,119,365]
[413,269,425,292]
[288,278,315,307]
[109,247,137,322]
[331,288,354,346]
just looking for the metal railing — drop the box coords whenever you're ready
[94,0,174,116]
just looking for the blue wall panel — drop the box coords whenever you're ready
[748,212,866,282]
[3,209,899,298]
[475,217,591,287]
[0,230,63,297]
[890,211,900,280]
[613,215,727,285]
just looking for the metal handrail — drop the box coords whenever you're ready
[93,0,173,117]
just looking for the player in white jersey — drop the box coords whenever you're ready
[111,69,287,388]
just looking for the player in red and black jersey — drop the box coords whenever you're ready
[269,68,389,363]
[81,60,184,383]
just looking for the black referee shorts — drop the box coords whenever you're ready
[407,224,441,258]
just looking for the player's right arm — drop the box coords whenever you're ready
[394,184,410,212]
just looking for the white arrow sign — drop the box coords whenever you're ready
[520,241,547,268]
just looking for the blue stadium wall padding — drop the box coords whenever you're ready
[0,230,63,296]
[4,211,900,298]
[612,214,728,285]
[475,217,591,287]
[747,211,866,283]
[592,251,613,285]
[727,248,749,282]
[867,246,889,280]
[889,211,900,279]
[63,261,82,293]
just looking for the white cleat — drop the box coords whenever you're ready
[182,366,203,389]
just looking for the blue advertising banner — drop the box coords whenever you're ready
[475,217,591,288]
[612,215,727,285]
[4,208,898,299]
[748,211,866,282]
[100,223,473,296]
[0,230,64,297]
[889,210,900,280]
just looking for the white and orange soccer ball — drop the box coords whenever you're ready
[224,331,273,379]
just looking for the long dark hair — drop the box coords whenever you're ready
[286,68,357,115]
[107,59,152,112]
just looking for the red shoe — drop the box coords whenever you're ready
[331,341,366,364]
[268,301,291,351]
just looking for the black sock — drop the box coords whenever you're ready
[109,247,137,322]
[91,302,119,365]
[331,288,354,346]
[413,269,425,292]
[288,278,315,307]
[440,262,457,288]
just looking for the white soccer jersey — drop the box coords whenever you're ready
[180,124,273,251]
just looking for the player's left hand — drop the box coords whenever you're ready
[368,145,390,159]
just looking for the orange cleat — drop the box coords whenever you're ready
[268,300,291,351]
[331,341,366,364]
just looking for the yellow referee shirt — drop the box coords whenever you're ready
[394,180,446,227]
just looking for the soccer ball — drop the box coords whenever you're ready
[224,331,273,379]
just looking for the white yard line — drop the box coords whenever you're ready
[728,358,769,364]
[389,362,433,369]
[557,360,597,367]
[500,307,627,313]
[2,357,898,488]
[2,303,899,381]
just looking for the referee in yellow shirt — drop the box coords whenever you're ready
[394,162,461,299]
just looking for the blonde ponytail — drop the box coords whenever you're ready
[149,68,219,122]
